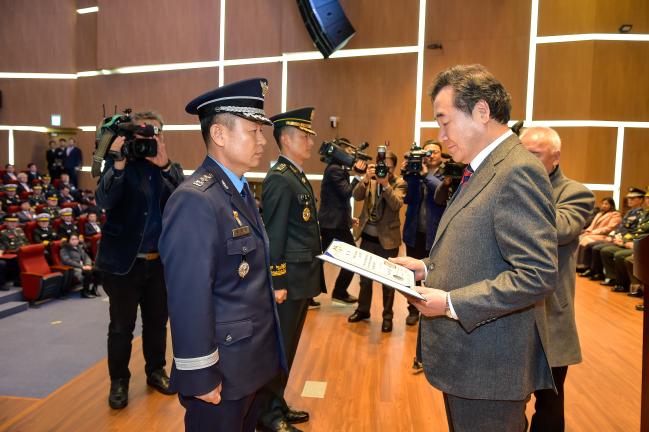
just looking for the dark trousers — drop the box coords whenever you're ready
[444,393,527,432]
[103,258,168,380]
[601,246,633,286]
[258,298,309,426]
[356,234,399,320]
[179,391,262,432]
[530,366,569,432]
[406,231,428,361]
[321,227,356,298]
[589,241,610,275]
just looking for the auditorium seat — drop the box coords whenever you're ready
[49,240,74,290]
[17,244,65,302]
[24,221,37,243]
[89,234,101,260]
[7,205,20,214]
[77,215,88,236]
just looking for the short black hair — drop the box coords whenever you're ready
[429,64,511,125]
[200,113,236,146]
[423,140,442,152]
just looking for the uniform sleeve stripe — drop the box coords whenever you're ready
[174,349,219,370]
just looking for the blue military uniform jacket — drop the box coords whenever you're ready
[159,156,286,400]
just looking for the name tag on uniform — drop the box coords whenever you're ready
[232,226,251,238]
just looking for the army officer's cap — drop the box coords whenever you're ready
[270,107,316,136]
[185,78,273,126]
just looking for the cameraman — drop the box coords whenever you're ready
[95,110,184,410]
[348,151,407,333]
[319,139,367,304]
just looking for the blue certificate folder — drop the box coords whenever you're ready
[317,239,426,301]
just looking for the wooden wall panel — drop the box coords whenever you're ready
[76,0,97,8]
[533,42,595,120]
[590,41,649,122]
[75,68,220,126]
[0,79,76,126]
[421,0,531,122]
[96,0,220,69]
[0,0,77,72]
[539,0,649,36]
[225,0,282,59]
[553,127,617,184]
[621,128,649,196]
[287,54,418,174]
[0,131,8,166]
[223,63,283,172]
[12,131,49,171]
[76,12,97,72]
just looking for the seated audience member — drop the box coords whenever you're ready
[17,201,35,223]
[2,184,22,211]
[0,215,29,285]
[33,213,59,246]
[580,187,645,280]
[84,195,103,217]
[29,185,47,206]
[600,191,649,293]
[3,164,18,183]
[59,186,75,204]
[58,173,81,200]
[60,233,98,298]
[16,172,32,194]
[85,211,102,237]
[57,208,79,241]
[577,197,621,272]
[41,175,56,196]
[27,163,42,184]
[44,195,61,218]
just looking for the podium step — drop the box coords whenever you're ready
[0,301,29,319]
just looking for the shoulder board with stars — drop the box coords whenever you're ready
[191,172,215,190]
[274,163,288,172]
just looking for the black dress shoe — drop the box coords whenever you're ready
[285,408,309,424]
[612,285,629,293]
[381,319,393,333]
[628,290,644,298]
[600,278,616,286]
[412,357,423,374]
[147,369,176,395]
[636,304,644,312]
[579,269,592,277]
[332,293,358,304]
[108,378,129,409]
[589,273,604,281]
[307,299,321,310]
[405,312,419,326]
[348,311,370,322]
[262,419,302,432]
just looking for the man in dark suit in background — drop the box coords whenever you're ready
[160,78,285,432]
[521,127,594,431]
[63,137,83,187]
[258,107,325,432]
[393,64,558,431]
[319,138,367,304]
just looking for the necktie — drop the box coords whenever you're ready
[460,166,474,186]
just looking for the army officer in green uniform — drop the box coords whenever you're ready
[258,107,325,432]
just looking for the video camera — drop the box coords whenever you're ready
[91,109,158,177]
[438,153,467,179]
[319,139,371,170]
[401,142,432,176]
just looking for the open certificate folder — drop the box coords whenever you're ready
[317,239,426,301]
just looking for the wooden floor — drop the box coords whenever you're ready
[0,267,642,431]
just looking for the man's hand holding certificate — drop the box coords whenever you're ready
[389,257,449,318]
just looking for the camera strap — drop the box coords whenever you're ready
[92,128,117,177]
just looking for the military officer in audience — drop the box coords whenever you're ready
[33,213,59,246]
[29,184,47,206]
[257,107,325,432]
[57,208,79,241]
[1,184,21,211]
[44,195,61,218]
[0,215,29,252]
[159,78,286,432]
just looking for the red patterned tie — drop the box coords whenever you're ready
[460,166,474,186]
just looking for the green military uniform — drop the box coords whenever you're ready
[0,226,29,252]
[263,155,325,299]
[1,185,21,212]
[258,107,325,430]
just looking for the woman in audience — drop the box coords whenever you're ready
[60,234,97,298]
[577,197,621,272]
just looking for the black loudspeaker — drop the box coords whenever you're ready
[296,0,356,58]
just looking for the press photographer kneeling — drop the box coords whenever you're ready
[93,110,184,409]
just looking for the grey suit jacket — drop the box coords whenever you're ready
[546,167,594,367]
[421,134,558,401]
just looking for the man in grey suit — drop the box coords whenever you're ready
[521,127,594,431]
[392,64,558,431]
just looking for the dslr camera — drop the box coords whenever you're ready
[319,138,371,169]
[401,142,432,176]
[92,109,158,177]
[374,145,389,178]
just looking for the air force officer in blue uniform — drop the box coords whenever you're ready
[159,78,286,432]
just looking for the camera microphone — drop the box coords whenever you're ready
[358,142,369,151]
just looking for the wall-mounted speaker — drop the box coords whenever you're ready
[296,0,356,59]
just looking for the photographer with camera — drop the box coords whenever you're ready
[319,138,368,304]
[94,110,183,410]
[347,148,407,333]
